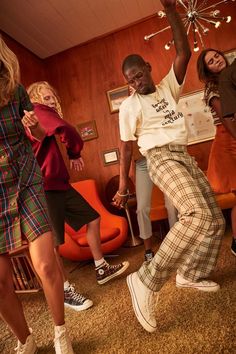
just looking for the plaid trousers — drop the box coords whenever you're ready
[138,145,225,292]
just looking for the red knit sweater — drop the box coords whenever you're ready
[29,103,84,190]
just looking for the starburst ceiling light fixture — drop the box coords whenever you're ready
[144,0,235,52]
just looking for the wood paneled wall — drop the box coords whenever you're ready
[3,2,236,198]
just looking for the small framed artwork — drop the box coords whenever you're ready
[178,90,216,145]
[224,48,236,64]
[107,85,129,113]
[76,120,98,141]
[102,148,119,166]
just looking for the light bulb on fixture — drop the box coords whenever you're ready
[212,10,220,17]
[194,42,200,52]
[158,10,166,18]
[144,0,235,52]
[165,40,174,50]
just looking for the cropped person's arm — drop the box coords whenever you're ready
[210,97,236,139]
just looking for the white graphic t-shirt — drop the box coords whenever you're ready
[119,66,188,155]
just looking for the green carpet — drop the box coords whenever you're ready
[1,226,236,354]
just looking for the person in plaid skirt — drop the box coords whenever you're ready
[113,0,225,333]
[0,36,74,353]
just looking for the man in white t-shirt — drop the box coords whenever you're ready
[113,0,225,333]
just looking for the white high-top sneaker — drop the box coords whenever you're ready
[54,325,74,354]
[15,332,37,354]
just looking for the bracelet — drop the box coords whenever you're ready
[117,190,129,197]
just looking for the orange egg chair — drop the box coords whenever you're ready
[58,179,128,261]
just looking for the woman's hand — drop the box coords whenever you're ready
[22,110,39,129]
[70,157,85,171]
[22,110,46,141]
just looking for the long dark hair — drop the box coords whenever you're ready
[197,48,228,86]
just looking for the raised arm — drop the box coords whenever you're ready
[161,0,191,84]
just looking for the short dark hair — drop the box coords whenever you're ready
[122,54,146,74]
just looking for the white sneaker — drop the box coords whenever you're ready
[15,332,37,354]
[54,325,74,354]
[176,273,220,292]
[126,272,159,333]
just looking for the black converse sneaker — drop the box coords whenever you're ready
[231,238,236,256]
[64,284,93,311]
[96,260,129,285]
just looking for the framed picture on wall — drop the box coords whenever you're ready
[102,148,119,166]
[106,85,129,113]
[224,48,236,64]
[178,90,216,145]
[76,120,98,141]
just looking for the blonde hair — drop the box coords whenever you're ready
[27,81,63,118]
[0,35,20,108]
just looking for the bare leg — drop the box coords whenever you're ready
[54,246,67,283]
[0,254,30,344]
[143,237,152,252]
[86,217,103,261]
[29,232,64,325]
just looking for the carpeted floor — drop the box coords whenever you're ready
[1,224,236,354]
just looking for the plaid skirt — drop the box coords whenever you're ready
[0,150,51,254]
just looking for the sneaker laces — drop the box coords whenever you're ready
[65,284,86,303]
[14,340,34,354]
[15,342,25,353]
[14,329,34,353]
[103,261,122,270]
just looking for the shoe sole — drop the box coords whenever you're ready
[126,274,157,333]
[64,300,93,311]
[176,283,220,292]
[231,249,236,256]
[97,261,130,285]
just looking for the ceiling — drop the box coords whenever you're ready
[0,0,162,59]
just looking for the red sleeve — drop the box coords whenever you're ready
[33,103,84,159]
